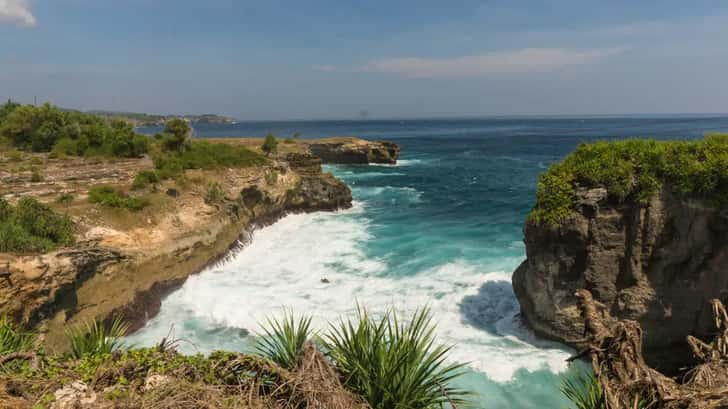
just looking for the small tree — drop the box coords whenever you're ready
[262,133,278,156]
[161,118,192,152]
[293,132,301,139]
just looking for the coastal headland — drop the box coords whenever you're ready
[0,135,399,351]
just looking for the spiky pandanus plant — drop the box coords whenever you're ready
[255,309,313,370]
[323,306,470,409]
[66,316,129,359]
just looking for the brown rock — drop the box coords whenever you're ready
[512,186,728,373]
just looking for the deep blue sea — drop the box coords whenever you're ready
[130,116,728,408]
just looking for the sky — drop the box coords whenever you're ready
[1,0,728,119]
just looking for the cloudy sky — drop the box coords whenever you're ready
[2,0,728,119]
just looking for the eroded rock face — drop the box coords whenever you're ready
[512,186,728,372]
[308,139,400,164]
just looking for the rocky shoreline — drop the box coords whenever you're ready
[0,137,399,351]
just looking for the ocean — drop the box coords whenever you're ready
[129,116,728,408]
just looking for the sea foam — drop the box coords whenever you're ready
[128,202,570,383]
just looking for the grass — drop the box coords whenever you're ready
[323,306,470,409]
[88,185,150,211]
[530,134,728,226]
[205,182,226,205]
[0,316,34,355]
[255,310,313,370]
[66,316,129,359]
[0,197,75,252]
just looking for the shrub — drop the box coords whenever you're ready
[0,102,149,158]
[30,169,43,182]
[205,182,226,204]
[323,306,470,409]
[151,141,267,180]
[132,170,160,190]
[160,119,192,152]
[531,135,728,226]
[262,134,278,156]
[0,197,75,252]
[66,316,129,359]
[56,193,75,205]
[256,310,313,370]
[88,185,150,211]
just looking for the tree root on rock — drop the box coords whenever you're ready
[569,289,728,409]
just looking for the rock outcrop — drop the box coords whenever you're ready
[307,138,400,164]
[0,149,352,350]
[513,186,728,372]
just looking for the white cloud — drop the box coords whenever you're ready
[327,47,626,79]
[0,0,36,27]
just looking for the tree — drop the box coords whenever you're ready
[293,132,301,139]
[0,99,20,125]
[262,133,278,156]
[161,118,192,152]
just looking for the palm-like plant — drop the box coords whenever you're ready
[323,306,470,409]
[561,372,605,409]
[66,316,129,359]
[0,315,34,354]
[255,310,313,369]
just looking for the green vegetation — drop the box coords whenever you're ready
[0,101,149,158]
[0,315,35,355]
[256,311,313,370]
[132,170,160,190]
[0,197,75,252]
[204,182,226,205]
[88,185,150,211]
[262,133,278,156]
[323,306,470,409]
[66,316,129,359]
[55,193,75,205]
[531,135,728,226]
[158,118,192,152]
[561,372,605,409]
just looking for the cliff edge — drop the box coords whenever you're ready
[512,136,728,372]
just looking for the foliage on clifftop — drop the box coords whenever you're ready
[0,100,148,158]
[0,197,74,253]
[530,134,728,226]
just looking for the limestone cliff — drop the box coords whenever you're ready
[513,185,728,372]
[306,138,400,164]
[0,147,352,350]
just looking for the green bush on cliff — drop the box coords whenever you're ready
[256,310,313,370]
[88,185,150,211]
[0,102,149,158]
[530,135,728,226]
[0,197,75,253]
[151,141,267,180]
[66,316,129,359]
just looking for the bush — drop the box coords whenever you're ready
[30,169,43,182]
[132,170,160,190]
[205,182,226,204]
[256,310,313,370]
[531,135,728,226]
[56,193,75,205]
[561,372,605,409]
[160,118,192,152]
[0,102,149,158]
[262,134,278,156]
[323,306,469,409]
[0,197,75,252]
[151,141,267,180]
[88,185,150,211]
[66,316,129,359]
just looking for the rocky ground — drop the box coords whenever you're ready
[0,137,398,353]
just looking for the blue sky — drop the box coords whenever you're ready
[1,1,728,119]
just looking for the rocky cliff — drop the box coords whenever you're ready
[0,147,352,350]
[513,139,728,373]
[306,138,400,164]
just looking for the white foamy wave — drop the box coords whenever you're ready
[129,209,570,382]
[368,158,426,167]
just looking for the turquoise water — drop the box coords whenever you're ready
[130,116,728,408]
